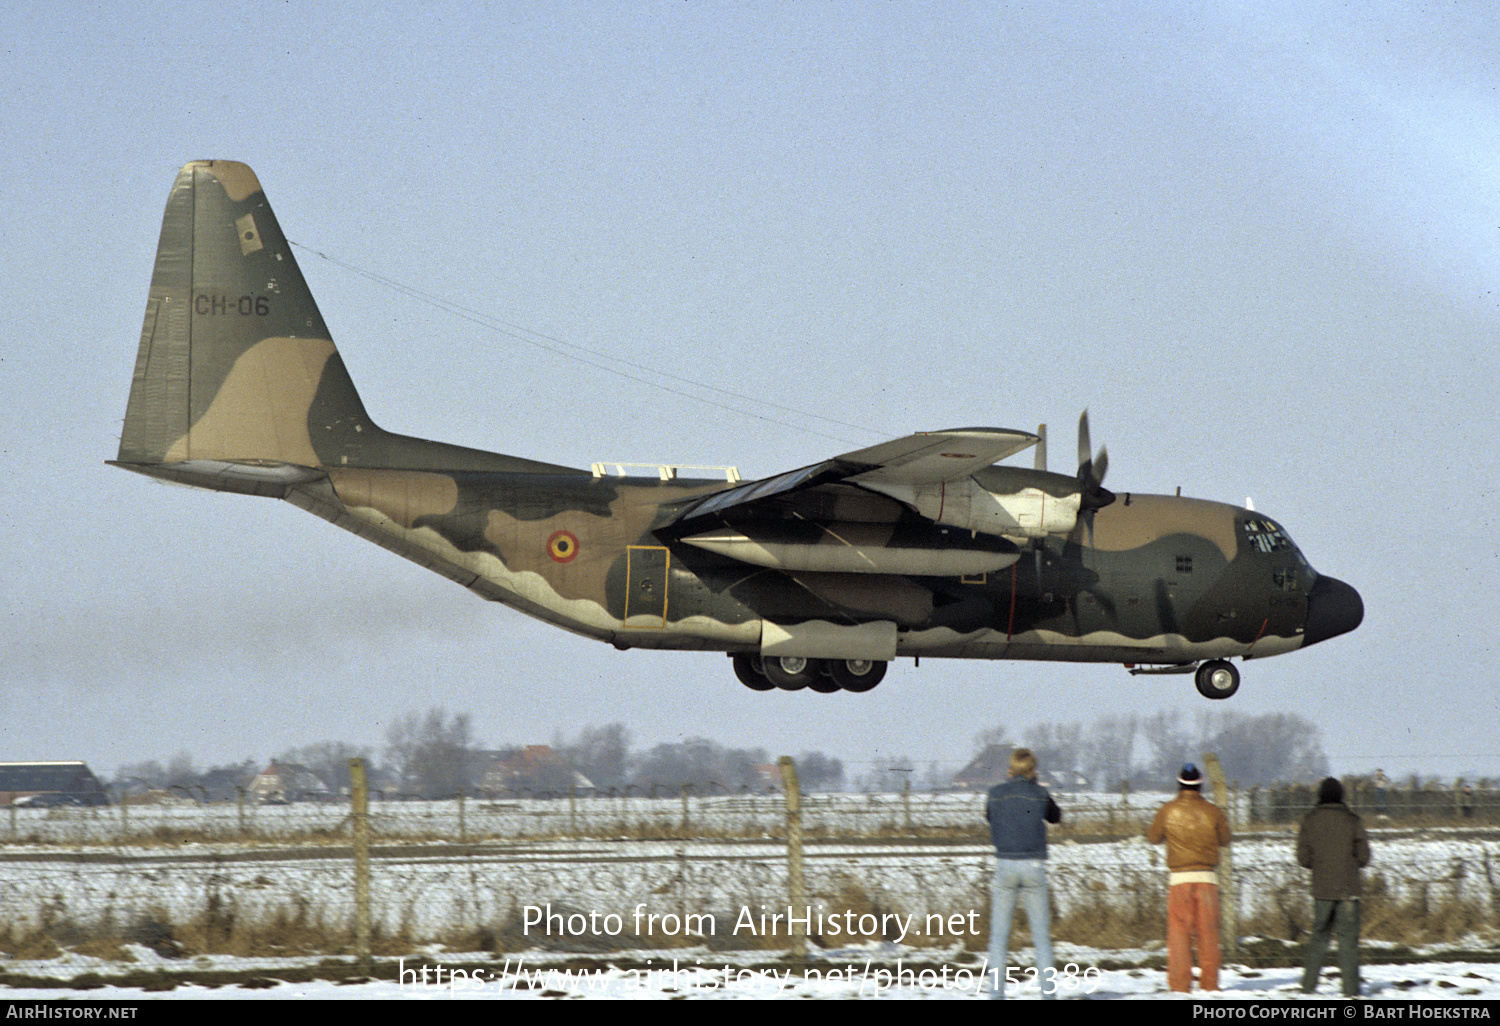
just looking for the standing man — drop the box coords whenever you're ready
[1148,763,1232,993]
[985,747,1061,999]
[1298,776,1371,998]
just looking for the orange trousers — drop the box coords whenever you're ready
[1166,882,1220,992]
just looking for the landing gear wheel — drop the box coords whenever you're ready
[1195,659,1240,699]
[829,659,887,693]
[761,655,823,691]
[732,655,774,692]
[807,668,841,694]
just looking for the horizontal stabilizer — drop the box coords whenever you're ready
[107,459,325,498]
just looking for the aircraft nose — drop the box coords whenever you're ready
[1303,575,1364,647]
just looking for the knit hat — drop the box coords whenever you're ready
[1317,777,1344,804]
[1177,763,1203,788]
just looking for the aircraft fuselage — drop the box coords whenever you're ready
[113,161,1363,700]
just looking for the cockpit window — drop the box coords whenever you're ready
[1242,519,1294,554]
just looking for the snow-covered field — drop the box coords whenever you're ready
[1,808,1496,1001]
[3,945,1500,1000]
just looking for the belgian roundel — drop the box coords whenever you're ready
[547,530,580,563]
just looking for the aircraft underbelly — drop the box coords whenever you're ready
[897,625,1249,663]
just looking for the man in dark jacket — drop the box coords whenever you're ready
[1298,776,1372,997]
[985,747,1062,999]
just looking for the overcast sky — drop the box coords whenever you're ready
[3,1,1498,784]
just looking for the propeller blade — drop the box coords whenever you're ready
[1077,410,1092,473]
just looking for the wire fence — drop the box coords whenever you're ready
[7,783,1495,848]
[0,789,1192,846]
[0,791,1496,964]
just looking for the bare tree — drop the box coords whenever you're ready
[796,751,845,792]
[558,723,631,790]
[861,755,916,792]
[111,760,168,792]
[973,724,1010,754]
[1204,711,1328,786]
[1022,722,1085,786]
[1139,710,1195,782]
[164,751,197,789]
[385,708,475,797]
[1086,714,1138,791]
[631,738,768,792]
[276,741,372,794]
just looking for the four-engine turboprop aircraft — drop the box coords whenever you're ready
[112,162,1364,699]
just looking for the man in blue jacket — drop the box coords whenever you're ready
[985,747,1062,999]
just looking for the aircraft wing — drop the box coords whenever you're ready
[666,427,1037,528]
[837,427,1038,485]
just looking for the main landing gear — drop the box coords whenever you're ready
[1194,659,1241,700]
[732,654,887,694]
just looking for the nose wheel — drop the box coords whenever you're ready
[1194,659,1240,699]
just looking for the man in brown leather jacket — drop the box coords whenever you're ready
[1148,763,1232,992]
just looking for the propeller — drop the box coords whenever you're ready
[1076,409,1115,513]
[1074,410,1117,548]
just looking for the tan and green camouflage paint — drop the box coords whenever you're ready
[113,162,1359,673]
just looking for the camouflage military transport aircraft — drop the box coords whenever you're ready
[112,161,1364,699]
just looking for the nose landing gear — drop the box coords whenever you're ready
[1194,659,1240,699]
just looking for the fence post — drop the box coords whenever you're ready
[1203,753,1237,957]
[778,756,807,960]
[350,758,372,973]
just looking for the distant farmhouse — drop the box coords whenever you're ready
[0,761,109,807]
[950,745,1012,792]
[247,761,333,803]
[950,746,1089,793]
[480,746,594,795]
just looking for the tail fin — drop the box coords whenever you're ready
[114,161,575,492]
[117,161,373,476]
